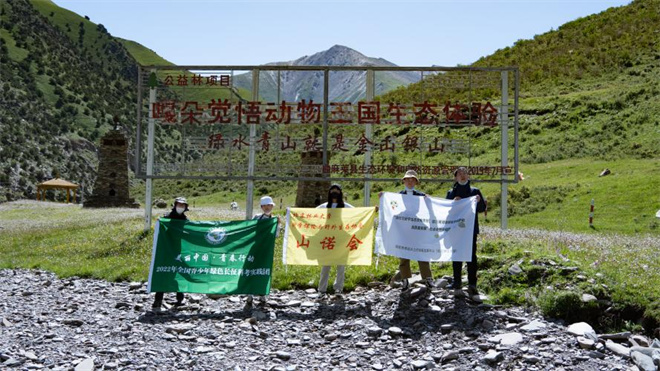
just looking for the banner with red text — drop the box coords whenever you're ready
[282,207,376,265]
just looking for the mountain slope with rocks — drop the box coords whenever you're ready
[233,45,421,103]
[1,269,658,370]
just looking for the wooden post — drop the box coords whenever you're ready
[66,189,70,203]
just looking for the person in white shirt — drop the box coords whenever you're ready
[247,196,280,307]
[397,170,434,289]
[316,184,353,295]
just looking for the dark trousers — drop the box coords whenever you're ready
[154,292,184,303]
[453,234,478,287]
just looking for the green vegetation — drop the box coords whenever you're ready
[1,201,658,334]
[0,0,659,335]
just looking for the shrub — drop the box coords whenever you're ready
[538,290,583,321]
[493,287,527,306]
[642,300,660,334]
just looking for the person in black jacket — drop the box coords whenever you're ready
[446,167,487,298]
[397,170,434,289]
[164,196,189,220]
[152,197,188,309]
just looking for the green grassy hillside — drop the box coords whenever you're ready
[371,0,660,235]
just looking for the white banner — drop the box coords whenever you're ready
[375,192,477,262]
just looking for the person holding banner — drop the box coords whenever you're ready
[316,184,354,295]
[246,195,280,306]
[397,170,434,289]
[152,196,188,309]
[253,196,279,224]
[446,167,487,298]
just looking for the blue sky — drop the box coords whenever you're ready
[53,0,632,67]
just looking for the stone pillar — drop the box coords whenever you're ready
[295,151,331,207]
[84,129,139,208]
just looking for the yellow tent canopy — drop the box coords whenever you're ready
[36,178,79,203]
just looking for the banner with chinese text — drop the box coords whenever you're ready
[148,218,277,295]
[283,207,376,265]
[375,193,476,262]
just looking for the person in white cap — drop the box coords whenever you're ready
[253,196,276,220]
[397,170,434,289]
[246,195,280,307]
[153,196,189,309]
[164,197,189,220]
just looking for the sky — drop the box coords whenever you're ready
[52,0,633,67]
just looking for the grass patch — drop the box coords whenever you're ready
[1,200,659,334]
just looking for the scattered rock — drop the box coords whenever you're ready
[367,327,382,337]
[411,359,431,369]
[577,336,595,349]
[275,351,291,361]
[488,332,524,346]
[631,350,656,371]
[441,351,459,362]
[74,357,95,371]
[62,319,84,327]
[606,340,631,359]
[440,324,453,334]
[483,350,504,364]
[0,269,643,370]
[388,327,403,336]
[508,264,523,275]
[567,322,594,336]
[520,320,547,332]
[631,335,650,347]
[581,294,598,303]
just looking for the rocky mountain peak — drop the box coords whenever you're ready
[234,45,419,103]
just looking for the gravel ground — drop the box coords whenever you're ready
[1,269,654,371]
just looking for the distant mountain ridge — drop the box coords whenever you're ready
[233,45,420,103]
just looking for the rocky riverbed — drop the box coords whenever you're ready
[1,269,658,370]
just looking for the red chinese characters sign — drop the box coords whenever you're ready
[152,100,498,127]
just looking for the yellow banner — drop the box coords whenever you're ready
[283,207,375,265]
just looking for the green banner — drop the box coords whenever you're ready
[148,218,277,295]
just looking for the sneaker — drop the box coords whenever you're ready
[467,285,479,296]
[173,301,184,307]
[151,300,162,309]
[453,289,466,298]
[401,278,410,290]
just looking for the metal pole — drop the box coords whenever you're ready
[246,69,259,219]
[364,69,374,206]
[144,69,156,232]
[500,71,509,230]
[322,70,329,169]
[513,68,520,184]
[136,67,143,175]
